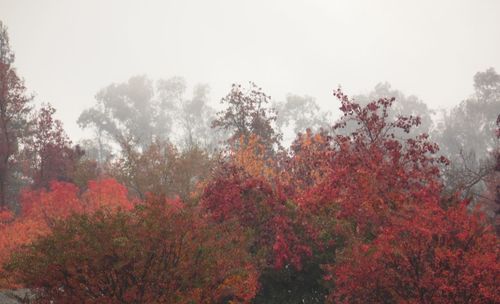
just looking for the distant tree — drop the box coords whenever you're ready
[434,68,500,200]
[0,21,33,209]
[79,76,218,154]
[78,75,167,151]
[479,114,500,234]
[339,82,433,138]
[435,68,499,160]
[177,84,220,151]
[212,82,282,152]
[274,94,330,140]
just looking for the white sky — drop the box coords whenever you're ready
[1,0,499,140]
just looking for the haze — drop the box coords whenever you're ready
[0,0,499,140]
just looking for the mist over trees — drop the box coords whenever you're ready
[433,68,500,205]
[0,19,499,304]
[274,94,331,139]
[78,75,219,154]
[350,82,434,137]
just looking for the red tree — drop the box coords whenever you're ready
[278,89,449,264]
[327,201,500,303]
[23,104,82,189]
[201,164,311,271]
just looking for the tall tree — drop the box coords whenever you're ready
[0,21,33,209]
[177,84,220,151]
[212,82,282,152]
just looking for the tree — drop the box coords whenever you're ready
[296,89,498,303]
[201,163,317,303]
[290,88,446,235]
[0,178,134,288]
[110,140,213,202]
[327,201,499,303]
[23,104,83,189]
[274,94,330,142]
[79,76,217,154]
[0,21,33,209]
[78,75,166,150]
[177,84,220,151]
[211,82,282,152]
[478,114,500,234]
[5,197,258,303]
[339,82,434,138]
[203,87,449,303]
[496,115,500,233]
[271,88,447,302]
[434,68,500,200]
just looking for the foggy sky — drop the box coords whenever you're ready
[1,0,499,140]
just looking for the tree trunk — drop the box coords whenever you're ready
[0,166,6,209]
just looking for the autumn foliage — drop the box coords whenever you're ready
[327,201,499,303]
[5,198,258,303]
[201,88,499,302]
[0,85,498,303]
[0,179,133,286]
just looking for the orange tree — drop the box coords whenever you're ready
[0,179,134,288]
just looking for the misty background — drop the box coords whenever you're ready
[1,0,499,141]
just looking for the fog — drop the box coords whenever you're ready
[1,0,499,140]
[1,2,500,301]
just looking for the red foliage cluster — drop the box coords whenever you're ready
[328,201,499,303]
[201,165,312,270]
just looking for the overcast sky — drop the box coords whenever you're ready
[1,0,499,140]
